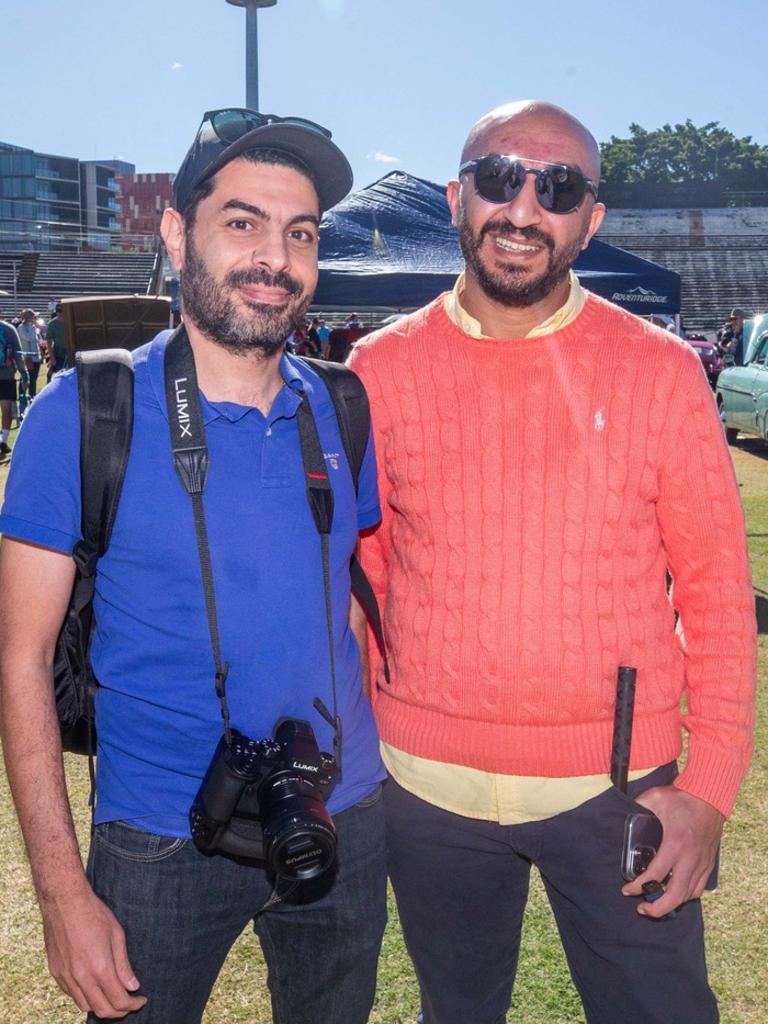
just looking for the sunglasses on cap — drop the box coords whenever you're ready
[459,154,599,214]
[203,108,333,143]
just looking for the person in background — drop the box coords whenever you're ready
[45,303,68,379]
[717,306,749,365]
[0,309,29,454]
[318,317,331,356]
[16,309,43,400]
[306,316,323,357]
[291,319,310,355]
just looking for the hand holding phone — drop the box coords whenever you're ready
[622,807,720,889]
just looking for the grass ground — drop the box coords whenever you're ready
[0,427,766,1024]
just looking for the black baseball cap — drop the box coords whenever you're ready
[173,107,353,214]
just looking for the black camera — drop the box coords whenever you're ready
[190,719,338,880]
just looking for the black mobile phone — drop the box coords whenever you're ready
[621,812,663,881]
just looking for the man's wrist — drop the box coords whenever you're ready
[35,865,91,908]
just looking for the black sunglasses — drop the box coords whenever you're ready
[203,108,333,144]
[459,154,599,214]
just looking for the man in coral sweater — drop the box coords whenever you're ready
[348,101,756,1024]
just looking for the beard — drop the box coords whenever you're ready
[180,234,313,358]
[458,212,588,308]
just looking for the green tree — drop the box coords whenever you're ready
[600,121,768,191]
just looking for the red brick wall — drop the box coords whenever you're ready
[116,172,175,250]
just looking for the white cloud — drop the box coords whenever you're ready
[368,151,400,164]
[171,62,183,72]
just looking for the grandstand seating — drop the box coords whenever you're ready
[598,207,768,333]
[598,233,768,334]
[16,253,39,292]
[0,254,21,303]
[0,250,156,316]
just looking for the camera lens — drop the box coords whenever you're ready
[632,844,655,877]
[259,771,337,880]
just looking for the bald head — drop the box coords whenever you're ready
[460,100,601,182]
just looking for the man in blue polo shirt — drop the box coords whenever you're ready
[0,110,386,1023]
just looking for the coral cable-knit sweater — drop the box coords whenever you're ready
[349,293,756,818]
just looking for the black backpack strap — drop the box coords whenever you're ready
[300,358,370,493]
[74,348,135,574]
[299,357,389,684]
[350,556,390,685]
[61,350,133,793]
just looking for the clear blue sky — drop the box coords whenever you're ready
[2,0,767,192]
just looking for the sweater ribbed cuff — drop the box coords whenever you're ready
[673,741,751,819]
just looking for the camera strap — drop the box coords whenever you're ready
[163,326,342,766]
[164,327,231,740]
[294,394,343,772]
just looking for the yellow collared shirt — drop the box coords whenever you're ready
[444,269,587,338]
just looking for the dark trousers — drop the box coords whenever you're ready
[87,785,387,1024]
[385,766,718,1024]
[25,358,40,397]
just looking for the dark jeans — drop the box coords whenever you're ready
[25,358,40,397]
[87,785,387,1024]
[385,765,718,1024]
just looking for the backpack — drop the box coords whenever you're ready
[1,324,17,368]
[54,348,386,756]
[54,350,134,755]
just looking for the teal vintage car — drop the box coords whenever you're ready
[716,313,768,444]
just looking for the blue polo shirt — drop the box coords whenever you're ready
[0,332,385,835]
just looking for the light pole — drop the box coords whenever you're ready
[225,0,277,111]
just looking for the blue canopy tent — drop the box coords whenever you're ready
[316,171,680,315]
